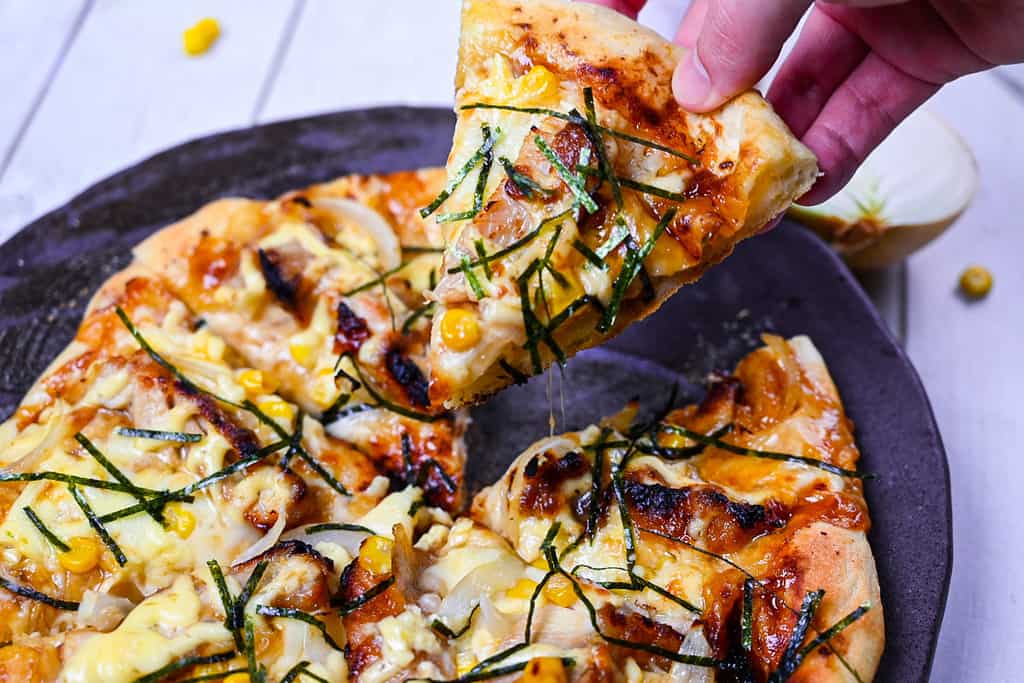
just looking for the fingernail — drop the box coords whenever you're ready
[674,50,711,111]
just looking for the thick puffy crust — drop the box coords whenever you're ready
[429,0,817,408]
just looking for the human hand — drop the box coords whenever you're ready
[583,0,1024,204]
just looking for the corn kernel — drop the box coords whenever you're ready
[223,673,250,683]
[660,431,691,450]
[506,578,539,600]
[258,399,295,421]
[530,556,549,571]
[59,536,102,574]
[166,505,196,539]
[440,309,481,352]
[238,369,264,393]
[359,536,393,575]
[183,18,220,56]
[544,575,576,608]
[959,265,993,299]
[515,65,561,106]
[289,340,315,367]
[522,657,568,683]
[456,651,478,676]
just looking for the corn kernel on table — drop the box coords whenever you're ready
[0,2,1022,681]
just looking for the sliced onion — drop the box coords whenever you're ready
[77,590,135,631]
[233,508,286,566]
[314,198,401,271]
[432,561,521,631]
[789,108,976,269]
[668,627,715,682]
[282,523,370,557]
[0,401,66,475]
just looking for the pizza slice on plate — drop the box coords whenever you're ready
[425,0,818,408]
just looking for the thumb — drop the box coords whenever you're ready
[673,0,810,112]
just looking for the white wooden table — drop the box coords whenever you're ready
[0,2,1020,680]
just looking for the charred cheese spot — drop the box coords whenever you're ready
[520,450,589,515]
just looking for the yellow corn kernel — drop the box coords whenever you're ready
[959,264,993,299]
[543,574,576,608]
[522,657,568,683]
[359,536,393,575]
[506,578,539,600]
[660,430,691,450]
[183,18,220,56]
[258,399,295,421]
[289,340,315,367]
[456,651,478,676]
[440,309,481,352]
[530,556,549,571]
[238,369,264,393]
[59,537,102,574]
[311,369,337,408]
[166,505,196,539]
[223,673,250,683]
[514,65,561,106]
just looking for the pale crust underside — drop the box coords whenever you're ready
[436,0,819,408]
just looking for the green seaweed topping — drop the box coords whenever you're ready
[207,559,243,650]
[116,427,203,443]
[69,484,127,566]
[23,506,70,552]
[421,123,501,219]
[255,605,344,651]
[76,432,165,524]
[334,575,396,615]
[0,575,79,610]
[438,125,498,223]
[132,651,236,683]
[500,157,555,199]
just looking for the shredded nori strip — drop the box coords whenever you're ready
[572,238,606,269]
[401,301,436,335]
[232,560,269,630]
[116,427,203,443]
[346,354,443,423]
[447,209,572,274]
[459,255,487,299]
[438,124,497,223]
[431,604,479,639]
[617,176,687,202]
[500,157,555,199]
[657,423,871,479]
[174,669,248,683]
[69,484,127,566]
[0,575,78,610]
[0,470,170,496]
[305,522,375,535]
[499,359,529,385]
[741,578,755,653]
[421,124,500,218]
[581,88,623,208]
[534,136,598,213]
[132,651,236,683]
[76,432,164,524]
[769,590,824,682]
[334,575,396,615]
[23,506,69,552]
[255,605,343,651]
[207,559,242,650]
[342,262,409,297]
[280,661,330,683]
[244,615,266,683]
[595,220,630,259]
[597,209,676,332]
[459,102,701,165]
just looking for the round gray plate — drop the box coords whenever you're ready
[0,107,949,682]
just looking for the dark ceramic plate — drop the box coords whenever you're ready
[0,108,949,682]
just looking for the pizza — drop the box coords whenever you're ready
[0,233,884,681]
[424,0,818,408]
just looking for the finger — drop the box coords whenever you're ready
[673,0,812,112]
[577,0,648,20]
[767,8,869,138]
[797,52,938,205]
[674,0,709,48]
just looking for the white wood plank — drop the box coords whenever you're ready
[0,0,300,243]
[908,72,1024,682]
[0,1,90,174]
[259,0,461,121]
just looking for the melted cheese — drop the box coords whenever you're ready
[60,576,231,683]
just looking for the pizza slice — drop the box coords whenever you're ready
[132,169,467,511]
[425,0,818,407]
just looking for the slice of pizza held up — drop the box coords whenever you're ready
[424,0,818,408]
